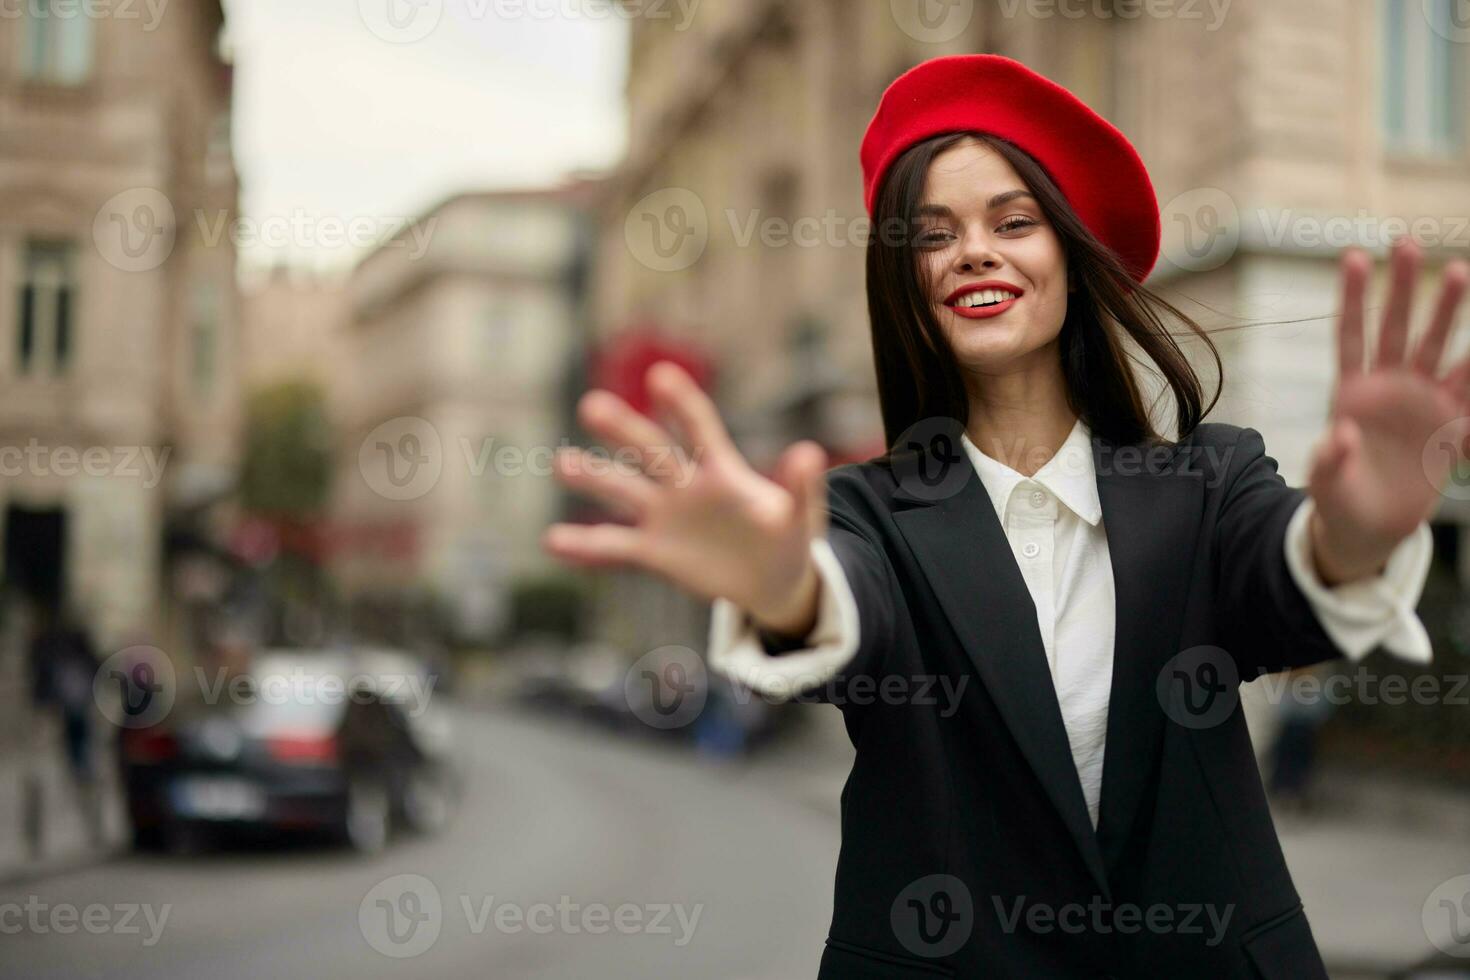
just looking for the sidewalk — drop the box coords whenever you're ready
[1277,803,1470,977]
[0,709,127,883]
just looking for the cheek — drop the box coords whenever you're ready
[919,253,947,300]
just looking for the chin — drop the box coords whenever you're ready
[942,320,1029,362]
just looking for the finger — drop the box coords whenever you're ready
[578,388,683,481]
[1337,247,1370,378]
[775,441,830,541]
[1444,354,1470,395]
[646,360,737,463]
[1375,236,1420,366]
[552,447,658,519]
[1308,417,1356,489]
[1415,259,1469,377]
[542,521,643,568]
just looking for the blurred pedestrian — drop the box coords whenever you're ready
[28,604,100,785]
[1267,664,1336,813]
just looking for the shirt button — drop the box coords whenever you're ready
[1029,490,1046,508]
[1021,541,1041,559]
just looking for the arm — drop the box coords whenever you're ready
[707,492,898,704]
[1214,427,1344,676]
[1220,239,1468,676]
[1281,497,1433,664]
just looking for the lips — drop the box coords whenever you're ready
[944,280,1024,320]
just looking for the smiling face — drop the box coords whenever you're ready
[915,138,1071,375]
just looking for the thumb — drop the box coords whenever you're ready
[1308,416,1358,492]
[776,440,829,541]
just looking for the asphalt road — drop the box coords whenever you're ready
[0,705,846,979]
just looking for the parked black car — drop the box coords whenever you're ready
[120,649,457,853]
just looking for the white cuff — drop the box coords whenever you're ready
[705,536,860,701]
[1283,497,1434,664]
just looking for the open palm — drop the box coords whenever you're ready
[542,362,829,632]
[1308,238,1470,575]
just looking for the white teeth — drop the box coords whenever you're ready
[954,288,1017,308]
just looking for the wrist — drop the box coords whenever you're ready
[748,555,821,639]
[1309,507,1392,586]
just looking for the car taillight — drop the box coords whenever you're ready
[123,729,177,764]
[266,735,338,764]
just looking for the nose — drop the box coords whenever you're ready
[953,230,1004,274]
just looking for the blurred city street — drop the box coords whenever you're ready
[4,695,1470,979]
[1,701,843,980]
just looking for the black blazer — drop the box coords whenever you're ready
[786,421,1346,980]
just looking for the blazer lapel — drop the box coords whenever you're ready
[1092,434,1201,878]
[893,451,1112,902]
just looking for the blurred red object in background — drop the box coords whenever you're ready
[590,325,714,414]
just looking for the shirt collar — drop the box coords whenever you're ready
[960,416,1102,526]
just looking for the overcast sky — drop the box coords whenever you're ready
[223,0,629,272]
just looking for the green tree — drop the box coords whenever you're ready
[240,380,333,519]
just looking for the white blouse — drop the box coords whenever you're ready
[707,417,1435,829]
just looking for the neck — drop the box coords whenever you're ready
[963,345,1078,477]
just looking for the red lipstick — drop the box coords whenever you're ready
[943,280,1024,319]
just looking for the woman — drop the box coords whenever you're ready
[544,55,1469,978]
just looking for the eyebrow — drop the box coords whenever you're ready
[916,190,1036,217]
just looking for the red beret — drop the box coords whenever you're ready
[860,54,1160,283]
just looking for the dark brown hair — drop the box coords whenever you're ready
[866,131,1221,453]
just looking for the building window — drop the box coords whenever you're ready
[20,0,95,85]
[17,241,76,376]
[1382,0,1464,156]
[192,281,219,395]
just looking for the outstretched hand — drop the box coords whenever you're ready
[542,361,828,637]
[1307,237,1470,584]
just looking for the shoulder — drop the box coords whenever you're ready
[824,458,902,518]
[1175,421,1279,498]
[1180,420,1269,462]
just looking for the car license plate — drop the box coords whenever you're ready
[170,777,265,820]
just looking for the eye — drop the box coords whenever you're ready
[917,227,955,248]
[997,215,1039,233]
